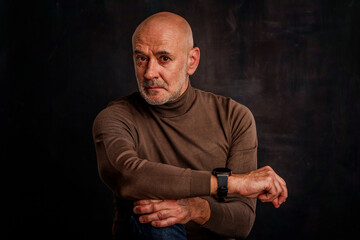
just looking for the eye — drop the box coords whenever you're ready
[137,56,147,62]
[135,56,148,66]
[160,56,170,62]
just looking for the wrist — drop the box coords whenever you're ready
[228,173,246,195]
[211,168,232,200]
[210,175,218,195]
[228,175,236,194]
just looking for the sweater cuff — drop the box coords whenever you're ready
[190,170,211,196]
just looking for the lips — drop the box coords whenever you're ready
[145,85,165,91]
[146,86,162,89]
[142,79,167,91]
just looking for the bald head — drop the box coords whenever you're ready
[132,12,194,51]
[132,12,200,105]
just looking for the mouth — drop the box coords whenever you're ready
[145,86,165,90]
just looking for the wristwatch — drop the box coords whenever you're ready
[212,168,232,201]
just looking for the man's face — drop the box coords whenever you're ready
[132,27,190,105]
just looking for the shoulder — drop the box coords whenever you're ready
[193,87,254,121]
[93,92,143,132]
[101,92,143,117]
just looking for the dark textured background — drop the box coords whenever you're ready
[2,0,359,239]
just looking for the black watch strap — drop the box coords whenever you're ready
[212,168,232,202]
[217,175,229,201]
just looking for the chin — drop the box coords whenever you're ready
[141,93,170,105]
[145,98,169,106]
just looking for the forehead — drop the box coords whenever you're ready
[132,25,185,53]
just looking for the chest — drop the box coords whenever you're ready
[135,111,231,171]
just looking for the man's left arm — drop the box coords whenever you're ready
[133,103,286,238]
[133,118,257,239]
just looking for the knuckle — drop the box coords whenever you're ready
[135,207,143,214]
[175,207,182,215]
[265,175,273,183]
[157,211,164,220]
[264,165,273,171]
[151,204,158,212]
[141,216,148,222]
[152,221,160,227]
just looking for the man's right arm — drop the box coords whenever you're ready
[92,105,211,200]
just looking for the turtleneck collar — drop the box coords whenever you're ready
[147,83,196,118]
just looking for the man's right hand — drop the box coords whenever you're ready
[212,166,288,208]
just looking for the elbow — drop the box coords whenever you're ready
[114,179,138,200]
[98,166,133,200]
[100,177,135,200]
[99,167,145,200]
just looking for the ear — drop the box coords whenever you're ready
[187,47,200,76]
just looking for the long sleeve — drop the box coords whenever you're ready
[198,101,257,239]
[92,103,211,200]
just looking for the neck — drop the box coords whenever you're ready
[147,82,195,118]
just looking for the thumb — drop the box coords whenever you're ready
[258,193,268,202]
[257,192,272,202]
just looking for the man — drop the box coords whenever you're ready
[93,12,287,240]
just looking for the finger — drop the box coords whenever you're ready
[139,209,173,223]
[257,192,271,202]
[276,176,288,204]
[272,198,280,208]
[277,186,288,205]
[151,217,178,228]
[134,199,162,206]
[262,176,287,208]
[273,176,283,199]
[260,185,281,202]
[134,203,155,214]
[276,174,286,186]
[134,200,176,214]
[259,180,281,203]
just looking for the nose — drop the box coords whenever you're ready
[144,59,159,79]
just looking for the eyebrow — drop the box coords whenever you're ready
[133,49,172,56]
[134,50,145,55]
[156,50,171,55]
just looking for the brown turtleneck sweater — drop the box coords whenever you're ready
[92,84,257,239]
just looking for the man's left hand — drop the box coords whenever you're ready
[133,197,210,227]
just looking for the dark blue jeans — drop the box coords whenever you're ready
[115,213,187,240]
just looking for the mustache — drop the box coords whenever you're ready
[142,79,168,89]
